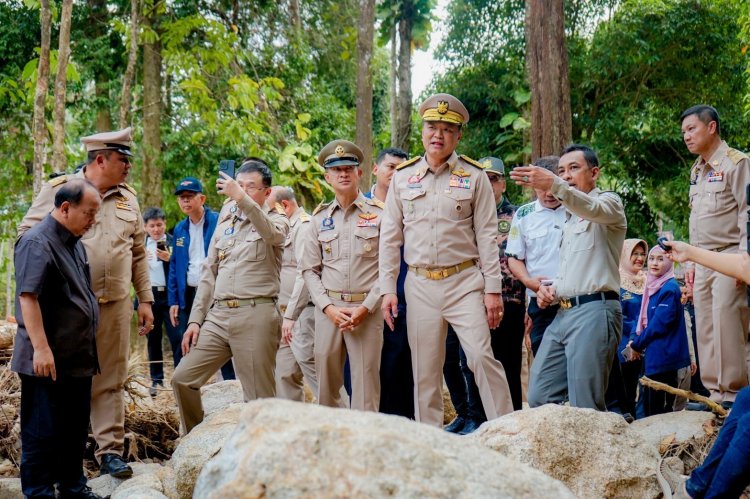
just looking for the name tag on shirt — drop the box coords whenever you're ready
[449,175,471,189]
[707,171,724,183]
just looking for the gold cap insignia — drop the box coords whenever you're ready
[335,145,345,157]
[482,160,492,169]
[437,101,449,115]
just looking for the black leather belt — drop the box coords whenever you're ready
[152,286,166,293]
[559,290,619,310]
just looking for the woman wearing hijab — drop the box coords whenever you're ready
[618,239,648,413]
[626,246,690,417]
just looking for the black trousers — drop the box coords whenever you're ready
[178,285,236,380]
[148,288,182,382]
[527,298,559,356]
[643,369,678,417]
[379,310,414,419]
[444,301,526,419]
[20,374,91,498]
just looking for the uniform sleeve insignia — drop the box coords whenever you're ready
[498,220,511,234]
[727,148,748,165]
[48,175,68,187]
[312,201,330,216]
[459,155,484,169]
[366,197,385,209]
[121,182,137,195]
[299,211,311,223]
[395,156,421,171]
[509,225,520,240]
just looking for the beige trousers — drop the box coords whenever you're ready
[91,298,132,460]
[172,302,280,433]
[694,261,750,403]
[405,267,514,427]
[275,305,317,401]
[314,297,383,411]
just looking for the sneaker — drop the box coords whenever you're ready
[657,457,690,498]
[444,416,466,434]
[686,401,711,412]
[150,380,163,397]
[458,418,483,435]
[99,453,133,479]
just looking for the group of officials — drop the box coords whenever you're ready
[10,93,750,498]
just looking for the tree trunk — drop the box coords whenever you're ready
[389,25,398,148]
[51,0,74,174]
[90,0,112,131]
[141,4,162,208]
[395,16,413,153]
[32,0,52,195]
[119,0,139,127]
[525,0,572,160]
[4,238,12,320]
[355,0,375,190]
[288,0,301,31]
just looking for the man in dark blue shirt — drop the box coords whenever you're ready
[12,179,103,499]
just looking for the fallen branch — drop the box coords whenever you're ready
[639,376,727,417]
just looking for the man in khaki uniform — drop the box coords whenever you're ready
[299,140,384,411]
[681,105,750,408]
[171,159,288,433]
[511,144,626,410]
[269,186,317,401]
[18,128,153,478]
[379,94,514,427]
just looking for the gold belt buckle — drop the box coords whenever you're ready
[560,298,571,310]
[427,269,441,280]
[341,292,351,301]
[226,299,240,308]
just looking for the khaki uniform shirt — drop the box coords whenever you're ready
[18,169,153,304]
[279,207,311,308]
[299,192,383,312]
[688,141,750,251]
[550,178,626,297]
[379,152,502,295]
[188,195,289,325]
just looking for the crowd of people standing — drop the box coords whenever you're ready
[10,98,750,498]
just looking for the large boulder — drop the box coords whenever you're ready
[169,403,244,498]
[200,380,244,417]
[88,462,165,498]
[630,410,716,451]
[471,404,662,499]
[194,399,574,498]
[0,477,21,499]
[110,465,174,499]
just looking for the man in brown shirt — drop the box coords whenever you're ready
[681,105,750,408]
[171,159,288,433]
[379,94,514,427]
[298,140,385,411]
[18,128,153,478]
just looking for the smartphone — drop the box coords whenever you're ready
[219,159,236,179]
[540,279,554,287]
[156,240,168,252]
[620,346,632,361]
[657,236,670,252]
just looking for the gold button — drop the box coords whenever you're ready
[364,243,372,251]
[325,246,331,253]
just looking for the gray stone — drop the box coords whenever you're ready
[630,410,717,451]
[0,477,22,499]
[194,399,574,498]
[200,380,244,417]
[88,462,164,498]
[169,403,244,499]
[471,404,662,499]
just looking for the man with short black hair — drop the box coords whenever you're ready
[680,104,750,409]
[13,179,103,498]
[511,144,626,411]
[171,159,288,433]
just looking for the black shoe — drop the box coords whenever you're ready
[721,400,733,411]
[58,485,105,499]
[458,418,483,435]
[444,416,466,433]
[622,412,635,424]
[150,380,163,397]
[99,454,133,478]
[686,401,711,412]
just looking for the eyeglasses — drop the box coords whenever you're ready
[488,175,505,183]
[632,252,646,258]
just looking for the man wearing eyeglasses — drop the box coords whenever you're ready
[18,127,153,478]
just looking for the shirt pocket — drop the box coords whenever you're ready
[318,231,340,261]
[400,189,426,221]
[442,189,473,221]
[528,227,548,240]
[571,220,594,252]
[354,227,379,258]
[242,231,266,262]
[113,208,137,240]
[282,233,294,265]
[705,181,729,211]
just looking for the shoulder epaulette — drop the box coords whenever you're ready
[122,183,137,196]
[274,203,285,215]
[312,201,331,216]
[48,175,68,187]
[727,148,748,165]
[366,197,385,209]
[223,197,232,205]
[516,202,535,219]
[459,155,484,169]
[299,211,311,223]
[395,156,421,171]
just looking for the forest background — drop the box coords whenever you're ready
[0,0,749,315]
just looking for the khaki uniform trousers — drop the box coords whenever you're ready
[275,305,318,401]
[172,302,280,433]
[405,267,514,427]
[314,297,383,411]
[694,261,750,403]
[91,298,133,460]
